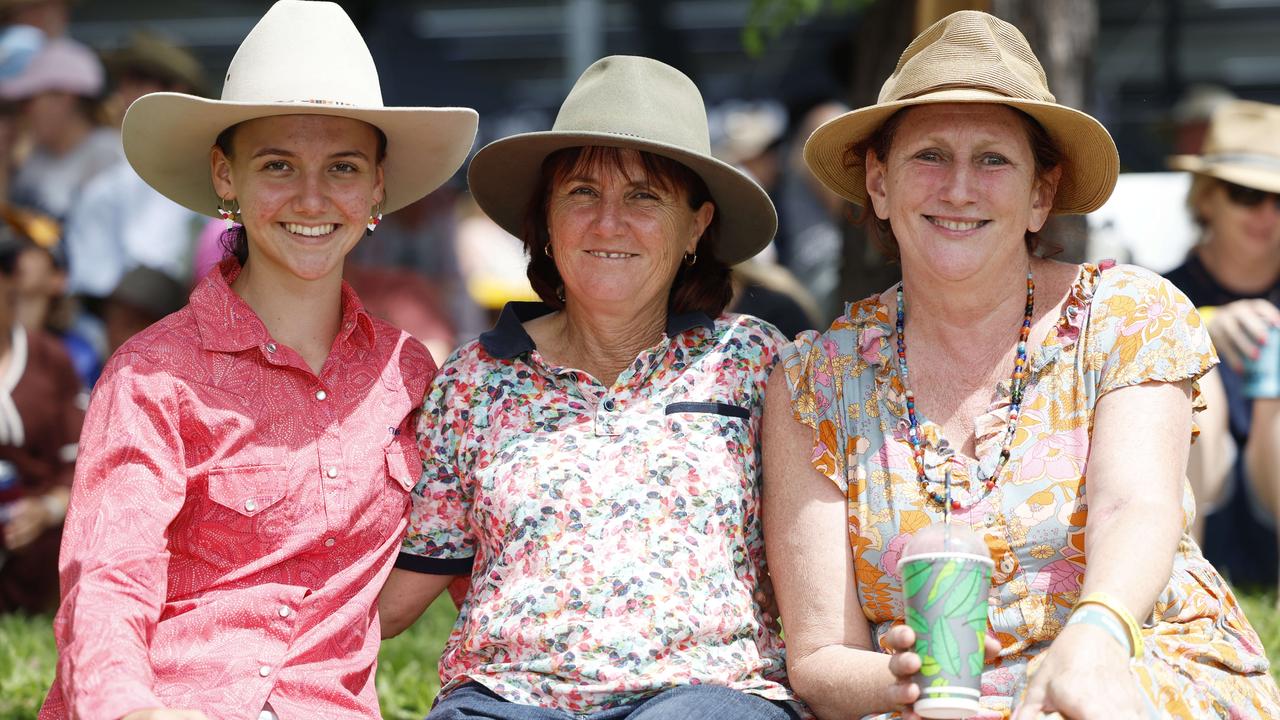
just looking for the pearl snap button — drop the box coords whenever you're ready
[323,537,336,547]
[278,606,291,618]
[265,342,277,353]
[258,665,271,677]
[326,466,338,478]
[244,499,257,512]
[315,389,327,401]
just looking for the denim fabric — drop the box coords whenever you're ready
[429,682,800,720]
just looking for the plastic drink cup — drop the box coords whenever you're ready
[1243,325,1280,398]
[900,522,994,719]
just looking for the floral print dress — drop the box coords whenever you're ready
[780,263,1280,719]
[401,303,795,713]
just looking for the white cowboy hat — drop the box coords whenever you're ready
[467,55,777,265]
[122,0,477,217]
[804,10,1118,215]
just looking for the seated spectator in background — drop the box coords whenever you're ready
[1166,100,1280,595]
[0,224,84,615]
[0,36,119,221]
[101,265,186,354]
[0,205,99,385]
[64,32,207,300]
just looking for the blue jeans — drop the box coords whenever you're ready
[428,682,800,720]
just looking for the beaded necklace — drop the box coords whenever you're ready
[895,271,1034,510]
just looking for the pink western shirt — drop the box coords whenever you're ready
[39,260,434,720]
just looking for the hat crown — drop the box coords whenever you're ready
[880,10,1053,105]
[551,55,710,155]
[221,0,383,108]
[1200,100,1280,162]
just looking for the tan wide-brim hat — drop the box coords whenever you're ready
[804,10,1118,215]
[122,0,477,217]
[1168,100,1280,194]
[467,55,777,266]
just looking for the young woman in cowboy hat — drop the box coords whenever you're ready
[763,10,1280,720]
[1165,100,1280,603]
[38,2,476,719]
[379,55,799,719]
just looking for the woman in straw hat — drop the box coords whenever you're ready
[1165,100,1280,603]
[763,10,1280,720]
[38,2,476,719]
[379,55,799,719]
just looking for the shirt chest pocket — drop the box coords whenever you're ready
[206,464,286,517]
[650,402,755,498]
[385,439,420,493]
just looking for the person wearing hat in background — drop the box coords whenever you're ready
[38,1,477,718]
[1165,100,1280,603]
[100,264,187,355]
[763,10,1280,720]
[379,55,799,719]
[0,35,119,221]
[62,31,207,325]
[0,222,83,616]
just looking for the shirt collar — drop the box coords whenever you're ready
[479,301,715,360]
[192,258,376,353]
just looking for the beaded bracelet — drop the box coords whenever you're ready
[1066,605,1132,656]
[1075,592,1144,659]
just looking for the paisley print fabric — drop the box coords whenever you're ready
[40,259,434,720]
[401,302,795,713]
[780,263,1280,719]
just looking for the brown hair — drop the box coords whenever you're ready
[1185,173,1218,229]
[521,145,731,316]
[844,105,1065,260]
[213,119,388,266]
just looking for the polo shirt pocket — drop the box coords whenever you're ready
[663,401,750,419]
[206,464,286,517]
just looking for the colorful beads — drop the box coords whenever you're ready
[895,271,1034,510]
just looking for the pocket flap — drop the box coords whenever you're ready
[207,464,285,517]
[386,443,420,492]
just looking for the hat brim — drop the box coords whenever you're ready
[1168,155,1280,195]
[803,88,1119,215]
[467,131,778,266]
[122,92,478,217]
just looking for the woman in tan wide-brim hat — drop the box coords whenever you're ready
[39,2,476,719]
[1165,100,1280,609]
[764,10,1280,720]
[378,54,802,718]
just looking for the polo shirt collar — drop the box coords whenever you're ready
[479,301,714,360]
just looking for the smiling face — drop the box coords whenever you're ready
[864,103,1060,283]
[210,114,384,285]
[545,148,714,315]
[1196,179,1280,265]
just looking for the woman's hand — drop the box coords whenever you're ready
[882,622,1003,720]
[121,709,210,720]
[1205,299,1280,372]
[1012,623,1144,720]
[754,572,782,633]
[3,497,50,550]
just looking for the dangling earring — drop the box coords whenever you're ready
[556,284,566,303]
[366,202,384,235]
[544,243,554,260]
[217,197,241,230]
[683,252,697,267]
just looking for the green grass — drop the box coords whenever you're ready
[1,591,1277,719]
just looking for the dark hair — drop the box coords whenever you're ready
[845,105,1065,260]
[213,118,388,267]
[521,145,731,317]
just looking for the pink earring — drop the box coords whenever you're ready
[366,205,383,235]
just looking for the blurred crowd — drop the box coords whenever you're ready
[0,0,1277,621]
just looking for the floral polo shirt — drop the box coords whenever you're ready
[400,302,794,712]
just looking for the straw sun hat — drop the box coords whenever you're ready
[122,0,478,218]
[1168,100,1280,195]
[804,10,1119,215]
[467,55,777,266]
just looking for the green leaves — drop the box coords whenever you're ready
[903,560,932,599]
[933,615,961,677]
[926,561,958,608]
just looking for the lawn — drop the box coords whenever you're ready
[2,590,1277,719]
